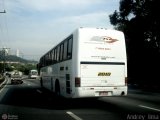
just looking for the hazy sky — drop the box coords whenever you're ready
[0,0,120,61]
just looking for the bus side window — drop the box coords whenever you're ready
[63,40,67,60]
[54,48,57,63]
[51,49,55,64]
[57,46,60,62]
[41,57,44,67]
[45,55,47,66]
[49,51,52,65]
[46,54,49,66]
[42,57,44,66]
[60,43,64,61]
[67,37,73,59]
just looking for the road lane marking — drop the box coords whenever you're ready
[36,89,42,94]
[66,111,83,120]
[0,78,9,93]
[0,77,8,87]
[0,86,4,93]
[139,105,160,112]
[27,83,31,86]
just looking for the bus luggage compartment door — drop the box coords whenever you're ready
[80,63,125,87]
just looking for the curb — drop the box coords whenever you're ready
[0,77,8,89]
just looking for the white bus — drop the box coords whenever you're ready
[29,69,38,79]
[38,27,127,98]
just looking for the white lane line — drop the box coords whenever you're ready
[139,105,160,112]
[0,88,3,93]
[0,78,9,93]
[66,111,83,120]
[27,83,31,86]
[36,89,42,94]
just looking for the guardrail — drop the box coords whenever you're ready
[0,75,5,84]
[0,77,8,90]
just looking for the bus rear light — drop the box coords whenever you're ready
[75,77,81,87]
[125,77,128,86]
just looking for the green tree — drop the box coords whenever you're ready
[7,63,37,75]
[109,0,160,86]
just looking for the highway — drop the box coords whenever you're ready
[0,77,160,120]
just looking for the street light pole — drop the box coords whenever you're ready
[0,9,6,73]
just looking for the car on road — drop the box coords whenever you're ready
[11,71,23,84]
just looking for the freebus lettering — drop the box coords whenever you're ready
[98,72,111,76]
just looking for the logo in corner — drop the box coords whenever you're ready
[2,114,8,120]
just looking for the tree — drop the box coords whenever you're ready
[109,0,160,86]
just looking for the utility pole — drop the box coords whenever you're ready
[0,9,6,73]
[0,1,7,74]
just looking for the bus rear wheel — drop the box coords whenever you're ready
[40,78,43,87]
[55,80,60,96]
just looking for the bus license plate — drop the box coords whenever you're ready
[99,91,108,96]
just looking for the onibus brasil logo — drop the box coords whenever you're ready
[2,114,18,120]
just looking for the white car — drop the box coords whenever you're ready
[11,71,23,84]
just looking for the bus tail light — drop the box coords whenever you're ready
[75,77,81,87]
[125,77,127,86]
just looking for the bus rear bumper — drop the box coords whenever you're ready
[73,86,127,98]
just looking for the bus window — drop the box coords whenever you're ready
[56,46,60,62]
[63,40,67,60]
[54,48,57,63]
[60,43,64,61]
[67,37,72,59]
[51,49,54,64]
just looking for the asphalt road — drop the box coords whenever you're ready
[0,77,160,120]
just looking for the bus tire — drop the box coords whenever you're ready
[55,80,60,96]
[40,78,43,87]
[51,78,53,91]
